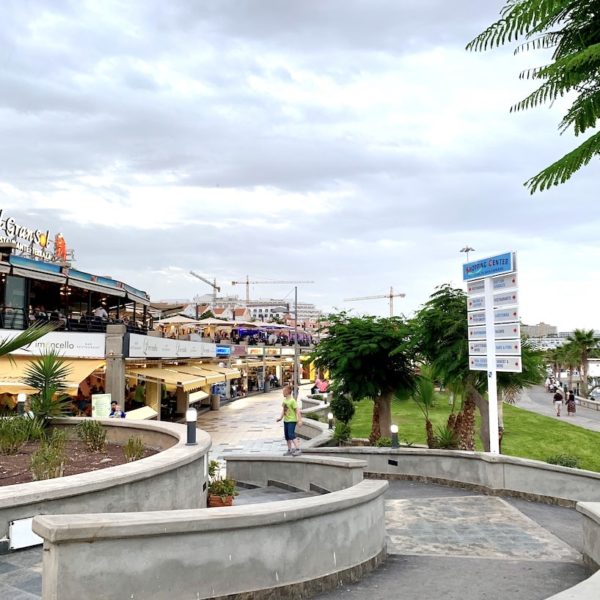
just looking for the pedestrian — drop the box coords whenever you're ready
[566,391,576,416]
[276,385,302,456]
[553,388,564,417]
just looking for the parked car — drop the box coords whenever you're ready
[589,389,600,401]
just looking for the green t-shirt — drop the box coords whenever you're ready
[282,397,298,423]
[134,385,146,405]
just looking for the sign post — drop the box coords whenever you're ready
[464,252,520,455]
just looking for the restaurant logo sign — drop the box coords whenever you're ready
[0,209,56,261]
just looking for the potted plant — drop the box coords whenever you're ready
[207,459,238,507]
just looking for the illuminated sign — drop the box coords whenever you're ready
[216,345,231,357]
[0,209,56,261]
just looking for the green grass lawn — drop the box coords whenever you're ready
[350,394,600,472]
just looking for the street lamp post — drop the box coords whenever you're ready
[460,246,475,262]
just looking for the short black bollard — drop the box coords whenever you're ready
[391,424,399,448]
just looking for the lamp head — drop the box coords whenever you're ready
[390,424,399,434]
[185,407,198,423]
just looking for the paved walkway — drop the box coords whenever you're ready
[519,385,600,432]
[0,385,591,599]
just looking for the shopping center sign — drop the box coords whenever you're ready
[464,251,520,455]
[128,334,216,359]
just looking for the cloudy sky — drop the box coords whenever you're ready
[1,0,598,331]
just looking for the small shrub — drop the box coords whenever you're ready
[304,413,321,421]
[333,422,352,445]
[375,437,392,447]
[207,459,238,501]
[30,433,67,480]
[546,454,581,469]
[434,425,459,449]
[124,436,145,462]
[0,417,31,455]
[311,394,324,401]
[330,394,355,424]
[77,420,107,452]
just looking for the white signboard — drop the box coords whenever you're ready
[467,280,485,295]
[494,307,519,324]
[469,340,521,356]
[128,333,216,359]
[467,296,485,311]
[492,274,518,291]
[468,311,486,326]
[0,330,106,358]
[469,356,523,373]
[468,324,520,340]
[92,393,112,418]
[493,291,518,308]
[9,517,43,550]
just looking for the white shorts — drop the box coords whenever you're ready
[554,401,562,407]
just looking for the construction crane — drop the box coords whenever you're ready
[189,271,220,307]
[344,286,406,317]
[231,276,314,304]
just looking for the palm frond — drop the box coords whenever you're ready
[525,130,600,193]
[0,322,58,362]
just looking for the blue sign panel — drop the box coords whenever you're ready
[216,345,231,357]
[463,252,514,281]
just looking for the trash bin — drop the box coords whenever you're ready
[263,381,270,393]
[210,394,220,411]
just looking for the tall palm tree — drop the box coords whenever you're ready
[568,329,599,397]
[557,342,579,393]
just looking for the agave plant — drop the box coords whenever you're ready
[23,351,73,426]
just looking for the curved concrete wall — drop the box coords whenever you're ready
[303,447,600,505]
[227,454,366,493]
[33,457,388,600]
[0,419,210,551]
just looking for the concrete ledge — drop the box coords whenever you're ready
[33,479,388,600]
[0,418,210,549]
[577,502,600,569]
[302,447,600,504]
[226,454,367,493]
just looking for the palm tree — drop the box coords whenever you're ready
[22,351,72,426]
[411,365,437,448]
[557,342,579,393]
[567,329,599,398]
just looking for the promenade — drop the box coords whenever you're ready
[0,385,591,599]
[520,385,600,432]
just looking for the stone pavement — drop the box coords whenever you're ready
[315,480,589,600]
[200,385,310,459]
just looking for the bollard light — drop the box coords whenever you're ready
[327,412,334,430]
[390,424,399,448]
[186,407,198,446]
[17,393,27,416]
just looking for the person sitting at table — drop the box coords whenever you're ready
[93,303,108,320]
[109,401,126,418]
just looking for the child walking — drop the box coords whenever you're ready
[276,386,302,456]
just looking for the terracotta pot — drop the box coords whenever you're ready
[208,494,233,507]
